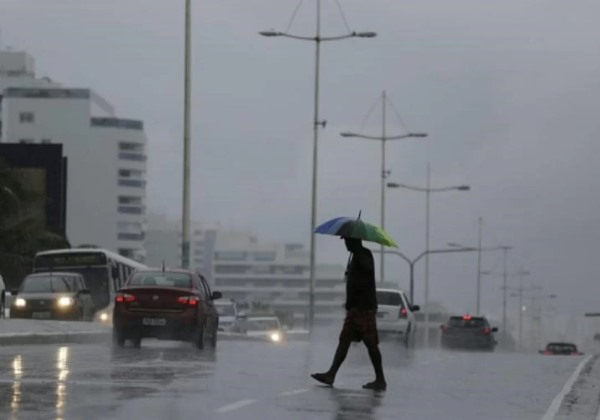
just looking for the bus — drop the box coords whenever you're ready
[33,248,147,323]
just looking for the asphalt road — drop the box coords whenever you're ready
[0,332,596,420]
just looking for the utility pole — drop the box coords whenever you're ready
[475,217,482,314]
[380,91,387,284]
[502,247,509,341]
[181,0,192,269]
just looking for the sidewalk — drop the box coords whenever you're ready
[0,318,111,346]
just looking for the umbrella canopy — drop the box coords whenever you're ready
[314,217,398,248]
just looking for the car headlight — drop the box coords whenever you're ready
[58,297,74,307]
[270,332,281,342]
[99,312,108,322]
[14,298,26,308]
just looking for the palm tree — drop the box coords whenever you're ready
[0,158,70,289]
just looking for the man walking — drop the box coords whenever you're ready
[311,237,386,391]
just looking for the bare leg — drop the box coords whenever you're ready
[363,342,387,391]
[311,339,352,386]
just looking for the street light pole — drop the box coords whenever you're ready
[476,217,483,315]
[260,3,376,332]
[380,91,387,284]
[424,163,431,346]
[502,246,509,340]
[341,101,426,285]
[181,0,192,269]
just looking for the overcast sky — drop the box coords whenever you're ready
[2,0,600,323]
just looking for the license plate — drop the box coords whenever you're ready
[142,318,166,326]
[377,312,386,318]
[32,311,51,319]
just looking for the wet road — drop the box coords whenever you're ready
[0,333,592,420]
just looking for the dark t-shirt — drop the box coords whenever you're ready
[345,247,377,311]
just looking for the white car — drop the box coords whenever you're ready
[240,316,285,343]
[376,288,419,347]
[215,299,238,332]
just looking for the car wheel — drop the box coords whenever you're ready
[112,328,125,348]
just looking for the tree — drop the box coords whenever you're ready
[0,158,70,289]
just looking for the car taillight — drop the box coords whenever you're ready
[115,293,135,303]
[482,327,491,335]
[399,307,407,318]
[177,296,199,306]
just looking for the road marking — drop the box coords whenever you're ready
[279,388,308,396]
[215,399,257,413]
[542,355,592,420]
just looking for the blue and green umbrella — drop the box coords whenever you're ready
[314,216,398,248]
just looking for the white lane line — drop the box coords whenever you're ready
[215,399,257,413]
[542,355,592,420]
[279,388,309,396]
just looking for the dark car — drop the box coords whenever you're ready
[440,315,498,351]
[10,272,95,321]
[540,342,584,355]
[112,268,221,349]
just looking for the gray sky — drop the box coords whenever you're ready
[2,0,600,322]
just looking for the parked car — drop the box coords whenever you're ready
[539,342,584,355]
[440,314,498,351]
[112,268,221,349]
[10,272,95,321]
[215,299,239,332]
[238,316,286,343]
[375,288,419,347]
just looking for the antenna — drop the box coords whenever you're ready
[162,260,165,273]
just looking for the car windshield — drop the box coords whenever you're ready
[448,317,486,328]
[376,291,404,307]
[547,343,577,352]
[245,319,279,331]
[216,303,235,316]
[128,272,192,288]
[20,275,74,293]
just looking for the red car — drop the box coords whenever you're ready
[112,268,221,349]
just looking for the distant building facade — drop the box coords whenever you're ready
[0,49,147,261]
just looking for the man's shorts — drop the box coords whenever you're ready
[339,309,379,346]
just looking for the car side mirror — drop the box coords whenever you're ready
[491,327,498,333]
[411,305,420,312]
[539,350,544,354]
[440,325,445,329]
[212,291,222,300]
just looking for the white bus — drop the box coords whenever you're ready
[33,248,147,323]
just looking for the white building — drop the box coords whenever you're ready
[144,213,215,273]
[0,49,147,261]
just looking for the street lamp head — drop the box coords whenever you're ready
[386,182,400,188]
[409,132,428,138]
[457,185,471,191]
[340,132,356,138]
[259,31,280,37]
[355,31,377,38]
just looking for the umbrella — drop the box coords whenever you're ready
[314,216,398,248]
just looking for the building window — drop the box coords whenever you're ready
[118,206,143,215]
[119,142,144,152]
[215,251,247,261]
[118,179,146,188]
[117,222,142,233]
[253,251,276,261]
[18,139,34,144]
[118,232,145,241]
[119,152,146,161]
[118,196,143,205]
[19,112,34,123]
